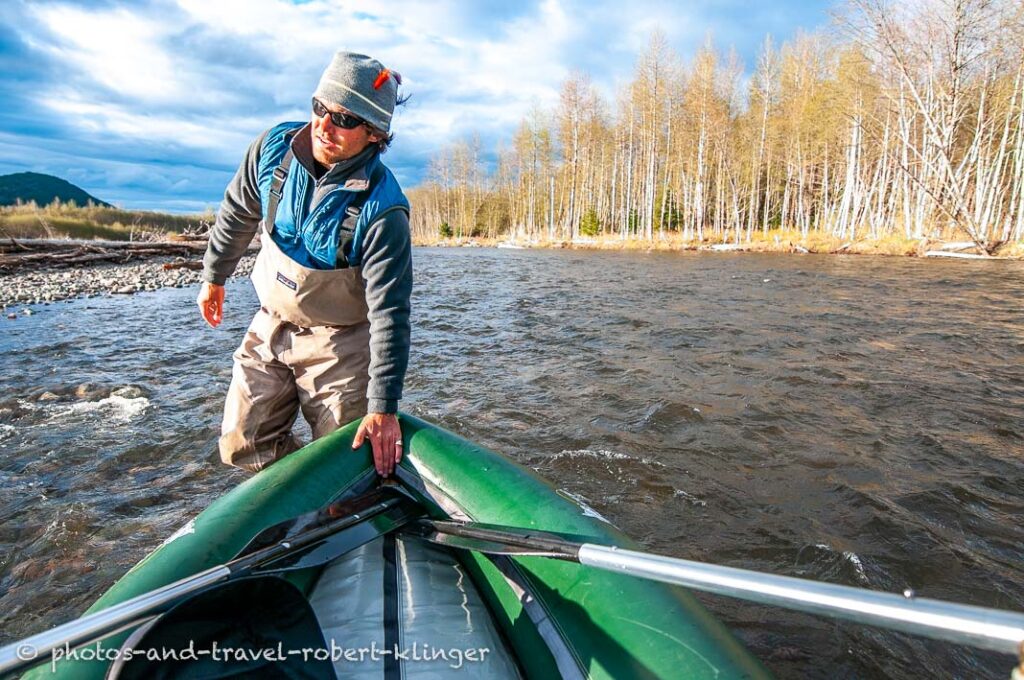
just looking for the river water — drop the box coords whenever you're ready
[1,249,1022,678]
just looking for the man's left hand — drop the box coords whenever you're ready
[352,413,403,477]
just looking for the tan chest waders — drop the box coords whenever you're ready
[219,146,374,472]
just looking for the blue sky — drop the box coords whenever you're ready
[1,0,833,213]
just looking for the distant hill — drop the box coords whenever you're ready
[0,172,112,208]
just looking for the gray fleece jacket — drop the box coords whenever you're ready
[202,124,412,415]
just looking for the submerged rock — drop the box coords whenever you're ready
[111,385,145,399]
[74,383,102,399]
[10,558,50,583]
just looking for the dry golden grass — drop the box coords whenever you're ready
[994,242,1024,258]
[0,201,209,241]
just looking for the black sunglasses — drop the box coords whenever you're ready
[312,98,367,129]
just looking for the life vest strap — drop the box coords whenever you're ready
[336,162,386,268]
[265,148,295,236]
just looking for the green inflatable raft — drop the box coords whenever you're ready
[17,413,769,679]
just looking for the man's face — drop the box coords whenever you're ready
[310,100,382,166]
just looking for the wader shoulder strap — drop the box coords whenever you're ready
[265,134,298,235]
[337,163,387,268]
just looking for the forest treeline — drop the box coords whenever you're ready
[407,0,1024,255]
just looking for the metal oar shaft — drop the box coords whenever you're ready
[0,566,228,676]
[416,520,1024,656]
[579,544,1024,655]
[0,495,404,677]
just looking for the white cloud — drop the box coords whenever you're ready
[3,0,832,210]
[42,91,256,158]
[97,1,578,154]
[29,5,187,103]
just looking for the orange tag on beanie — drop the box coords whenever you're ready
[373,69,402,89]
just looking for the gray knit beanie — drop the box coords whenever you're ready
[313,51,400,133]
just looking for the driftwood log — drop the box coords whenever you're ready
[0,239,203,272]
[923,250,1004,259]
[0,238,256,273]
[161,260,204,271]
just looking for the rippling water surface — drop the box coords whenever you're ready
[2,249,1023,678]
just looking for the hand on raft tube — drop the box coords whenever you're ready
[353,413,403,478]
[197,282,225,328]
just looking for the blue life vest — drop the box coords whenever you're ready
[256,122,409,269]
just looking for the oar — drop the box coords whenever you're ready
[412,519,1024,657]
[0,488,420,678]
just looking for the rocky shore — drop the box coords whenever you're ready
[0,255,255,315]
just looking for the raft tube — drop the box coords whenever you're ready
[25,413,770,679]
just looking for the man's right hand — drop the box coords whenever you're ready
[197,282,225,327]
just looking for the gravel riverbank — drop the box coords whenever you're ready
[0,255,255,314]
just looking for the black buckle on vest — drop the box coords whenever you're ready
[270,166,289,198]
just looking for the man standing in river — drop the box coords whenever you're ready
[195,51,411,478]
